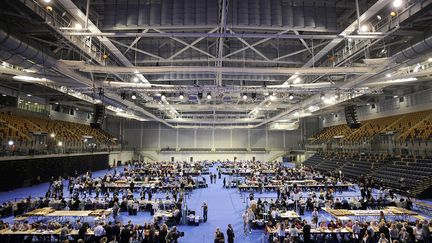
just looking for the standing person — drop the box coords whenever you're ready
[303,220,311,243]
[277,223,286,243]
[120,226,131,243]
[312,208,319,226]
[289,224,299,243]
[165,226,179,243]
[414,223,424,243]
[378,233,389,243]
[242,209,249,235]
[202,202,208,222]
[214,227,225,243]
[94,222,106,242]
[422,220,430,243]
[159,224,168,243]
[389,224,399,242]
[112,202,120,222]
[226,224,234,243]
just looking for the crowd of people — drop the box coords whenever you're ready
[0,160,431,243]
[0,219,186,243]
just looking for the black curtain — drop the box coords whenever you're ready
[0,154,109,191]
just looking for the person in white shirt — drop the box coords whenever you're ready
[414,223,424,242]
[242,210,249,235]
[247,208,255,233]
[289,224,299,242]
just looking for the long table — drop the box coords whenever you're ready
[238,183,354,191]
[16,207,112,222]
[0,228,95,237]
[323,207,418,221]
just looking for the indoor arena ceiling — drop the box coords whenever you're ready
[1,0,432,128]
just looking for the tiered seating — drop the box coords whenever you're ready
[302,154,324,167]
[303,152,388,179]
[309,124,351,144]
[315,156,347,172]
[344,116,396,141]
[369,157,432,194]
[0,114,34,141]
[381,110,430,134]
[397,113,432,142]
[340,154,389,178]
[0,113,114,143]
[309,109,432,143]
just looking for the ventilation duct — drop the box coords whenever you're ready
[392,34,432,64]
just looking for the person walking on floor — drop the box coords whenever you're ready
[242,209,249,235]
[202,202,208,222]
[226,224,234,243]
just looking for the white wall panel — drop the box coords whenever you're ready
[214,129,231,148]
[250,129,266,148]
[232,129,248,148]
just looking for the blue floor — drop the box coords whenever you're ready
[1,165,431,243]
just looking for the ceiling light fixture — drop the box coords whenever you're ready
[428,57,432,62]
[320,93,325,100]
[133,77,139,82]
[293,77,302,84]
[131,94,137,100]
[386,74,392,78]
[242,94,248,100]
[207,93,212,100]
[390,11,397,17]
[8,140,14,146]
[44,0,51,2]
[74,23,83,30]
[13,75,47,82]
[377,15,382,20]
[179,94,184,100]
[360,25,369,32]
[161,94,166,100]
[289,94,294,100]
[393,0,403,8]
[27,94,32,97]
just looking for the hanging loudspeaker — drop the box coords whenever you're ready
[344,105,361,129]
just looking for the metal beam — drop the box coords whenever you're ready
[281,0,392,86]
[56,0,150,84]
[110,39,165,60]
[153,29,216,58]
[168,27,219,59]
[228,28,269,61]
[62,32,384,40]
[273,41,329,61]
[133,58,302,65]
[224,30,289,59]
[294,30,312,54]
[69,63,374,75]
[102,25,334,33]
[216,0,228,86]
[124,29,148,54]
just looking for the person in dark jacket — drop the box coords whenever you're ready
[120,226,131,243]
[158,224,168,243]
[226,224,234,243]
[303,220,311,243]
